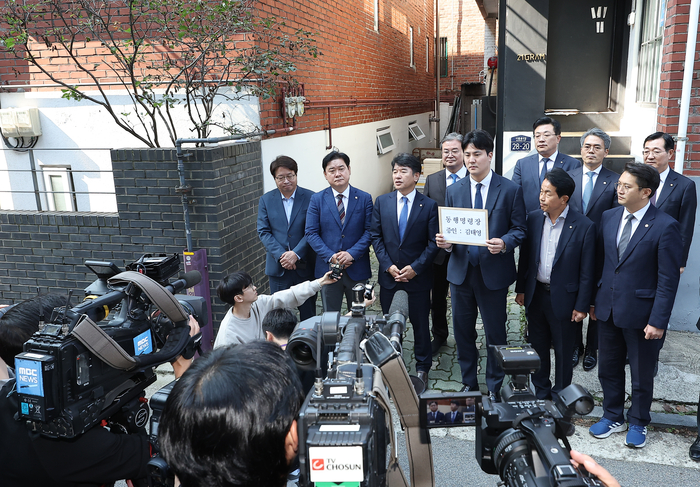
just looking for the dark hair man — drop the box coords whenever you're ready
[446,400,463,424]
[567,127,621,372]
[423,132,465,356]
[436,129,527,400]
[515,168,596,400]
[262,307,298,348]
[589,162,681,449]
[642,132,696,274]
[370,153,438,385]
[160,341,305,487]
[512,117,580,213]
[213,269,337,348]
[426,400,444,425]
[258,155,317,321]
[305,151,374,312]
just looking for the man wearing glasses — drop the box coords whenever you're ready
[258,156,317,320]
[512,117,579,213]
[567,128,621,372]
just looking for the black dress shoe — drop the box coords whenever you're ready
[431,338,446,356]
[583,349,597,371]
[572,347,584,367]
[417,370,429,386]
[459,384,476,392]
[488,390,500,402]
[690,436,700,461]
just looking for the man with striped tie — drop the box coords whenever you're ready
[306,151,373,312]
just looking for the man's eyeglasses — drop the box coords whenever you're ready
[534,132,556,140]
[275,174,297,182]
[614,182,640,193]
[643,149,667,157]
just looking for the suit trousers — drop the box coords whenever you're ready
[269,271,317,321]
[380,286,432,373]
[574,318,598,352]
[528,283,576,399]
[451,263,508,393]
[430,257,451,341]
[321,272,366,313]
[598,318,662,426]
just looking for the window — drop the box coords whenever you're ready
[373,0,379,32]
[636,0,665,103]
[439,37,448,77]
[409,27,415,67]
[42,166,76,211]
[376,127,396,154]
[408,121,426,141]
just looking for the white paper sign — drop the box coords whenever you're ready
[438,207,489,246]
[308,446,364,482]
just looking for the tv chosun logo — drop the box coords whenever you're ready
[311,459,325,471]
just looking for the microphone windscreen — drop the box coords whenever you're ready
[388,290,409,317]
[181,270,202,289]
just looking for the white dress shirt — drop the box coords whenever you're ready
[396,189,417,224]
[617,202,651,244]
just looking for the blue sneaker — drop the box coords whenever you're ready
[589,418,627,438]
[625,424,647,448]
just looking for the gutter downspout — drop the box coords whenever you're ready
[674,0,700,175]
[435,0,441,144]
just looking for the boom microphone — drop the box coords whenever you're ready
[387,290,408,353]
[166,271,202,294]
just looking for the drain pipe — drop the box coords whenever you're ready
[175,127,294,251]
[674,0,699,175]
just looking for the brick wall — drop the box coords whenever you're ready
[0,142,267,331]
[657,0,700,175]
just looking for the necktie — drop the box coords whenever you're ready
[469,183,483,267]
[617,214,635,260]
[337,194,345,226]
[540,158,550,184]
[398,196,408,240]
[450,173,459,185]
[582,172,594,213]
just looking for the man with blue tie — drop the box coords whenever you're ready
[436,130,527,400]
[512,117,580,213]
[567,128,620,371]
[445,400,463,424]
[423,133,467,355]
[258,156,316,320]
[306,152,373,312]
[371,153,438,385]
[589,162,681,449]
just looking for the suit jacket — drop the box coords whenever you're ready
[427,410,445,424]
[445,171,527,289]
[257,187,315,278]
[567,165,619,227]
[423,169,451,265]
[655,169,697,267]
[305,185,373,281]
[445,410,463,424]
[370,191,439,291]
[512,152,580,213]
[594,205,681,330]
[516,208,596,321]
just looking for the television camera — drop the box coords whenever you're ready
[14,253,207,439]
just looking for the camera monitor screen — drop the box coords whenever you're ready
[418,391,482,429]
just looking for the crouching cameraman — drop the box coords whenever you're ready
[0,294,199,487]
[159,341,303,487]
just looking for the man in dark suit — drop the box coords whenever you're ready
[567,128,621,371]
[306,151,373,312]
[371,153,438,384]
[589,162,681,449]
[436,130,527,400]
[427,401,445,425]
[643,132,696,273]
[512,117,580,213]
[423,132,467,355]
[445,400,463,424]
[258,156,316,320]
[515,169,596,400]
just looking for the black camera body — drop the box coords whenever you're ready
[14,254,207,439]
[476,345,601,487]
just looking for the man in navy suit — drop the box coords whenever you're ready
[305,151,373,312]
[643,132,696,273]
[567,128,621,371]
[436,130,527,399]
[258,156,316,320]
[589,162,681,449]
[512,117,579,213]
[427,401,445,425]
[445,400,463,424]
[371,153,438,384]
[515,169,596,400]
[423,132,467,355]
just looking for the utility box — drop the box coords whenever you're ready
[0,107,42,137]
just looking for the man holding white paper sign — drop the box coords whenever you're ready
[436,129,526,400]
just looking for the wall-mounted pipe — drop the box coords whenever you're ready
[674,0,699,175]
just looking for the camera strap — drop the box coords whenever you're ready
[371,369,409,487]
[365,332,435,487]
[108,271,189,324]
[72,315,137,370]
